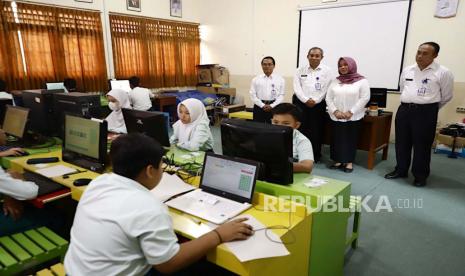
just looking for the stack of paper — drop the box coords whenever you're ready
[223,214,290,262]
[150,172,195,202]
[35,165,77,178]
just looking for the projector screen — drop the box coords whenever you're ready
[298,0,412,90]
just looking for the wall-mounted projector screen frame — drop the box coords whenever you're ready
[297,0,413,91]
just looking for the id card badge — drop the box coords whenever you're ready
[417,87,427,96]
[315,83,322,90]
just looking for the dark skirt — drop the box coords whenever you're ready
[330,119,362,163]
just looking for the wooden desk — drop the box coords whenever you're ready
[324,112,393,169]
[152,95,177,120]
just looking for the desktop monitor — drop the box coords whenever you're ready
[2,105,29,139]
[122,108,170,147]
[221,119,293,185]
[366,88,387,108]
[46,82,66,91]
[21,89,64,137]
[109,80,131,93]
[62,115,108,172]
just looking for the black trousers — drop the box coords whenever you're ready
[253,104,273,124]
[293,95,327,162]
[395,103,439,180]
[330,120,362,163]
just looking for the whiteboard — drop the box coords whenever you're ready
[298,0,412,90]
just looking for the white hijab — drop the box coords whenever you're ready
[174,98,209,143]
[105,89,131,133]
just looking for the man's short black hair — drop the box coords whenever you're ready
[129,76,140,87]
[420,42,440,55]
[63,78,77,91]
[0,79,6,91]
[308,47,324,56]
[271,103,302,122]
[110,133,164,179]
[261,56,276,65]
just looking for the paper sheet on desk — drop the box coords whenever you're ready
[35,165,76,178]
[150,172,195,202]
[223,214,290,262]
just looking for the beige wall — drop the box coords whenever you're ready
[198,0,465,140]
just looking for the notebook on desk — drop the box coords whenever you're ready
[165,152,259,224]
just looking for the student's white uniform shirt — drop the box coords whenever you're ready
[400,62,454,108]
[293,64,333,104]
[326,79,370,122]
[0,166,38,200]
[293,129,314,162]
[249,73,285,108]
[64,173,180,276]
[129,87,152,111]
[0,91,13,100]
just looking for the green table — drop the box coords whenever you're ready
[1,138,62,169]
[255,173,351,276]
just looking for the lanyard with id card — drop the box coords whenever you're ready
[271,83,277,98]
[417,78,429,97]
[315,76,322,91]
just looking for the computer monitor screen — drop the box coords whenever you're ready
[22,89,64,136]
[122,108,170,147]
[221,119,293,185]
[46,82,66,91]
[63,115,107,165]
[366,88,387,108]
[2,105,29,138]
[200,152,259,203]
[109,80,131,93]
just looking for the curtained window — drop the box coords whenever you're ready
[0,1,107,91]
[110,14,199,88]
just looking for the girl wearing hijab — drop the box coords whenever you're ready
[325,57,370,173]
[105,89,131,133]
[170,98,214,151]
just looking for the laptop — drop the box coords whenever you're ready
[166,152,259,224]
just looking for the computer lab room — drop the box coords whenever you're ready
[0,0,464,275]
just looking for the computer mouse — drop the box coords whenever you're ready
[19,151,30,156]
[73,178,92,186]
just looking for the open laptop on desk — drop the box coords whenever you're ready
[165,152,259,224]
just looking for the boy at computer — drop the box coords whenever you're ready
[271,103,314,173]
[0,129,26,157]
[65,133,253,275]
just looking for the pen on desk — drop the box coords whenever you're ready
[62,170,87,179]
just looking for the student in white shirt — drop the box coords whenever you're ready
[129,76,153,111]
[0,129,26,157]
[326,57,370,173]
[64,133,253,275]
[170,98,214,151]
[249,56,285,123]
[271,103,314,173]
[105,89,131,133]
[385,42,454,186]
[293,47,333,163]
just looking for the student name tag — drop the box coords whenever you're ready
[301,74,307,78]
[417,87,427,96]
[405,78,413,81]
[315,83,321,90]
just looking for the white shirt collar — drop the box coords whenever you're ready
[109,173,150,192]
[308,64,322,71]
[261,73,274,79]
[415,61,438,72]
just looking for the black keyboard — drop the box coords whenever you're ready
[66,158,105,173]
[23,171,66,196]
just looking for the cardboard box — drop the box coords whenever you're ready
[216,87,236,97]
[221,104,245,114]
[437,133,465,147]
[198,68,212,83]
[196,86,216,94]
[211,67,229,85]
[197,64,230,85]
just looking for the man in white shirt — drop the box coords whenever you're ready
[385,42,454,187]
[249,56,285,123]
[65,133,253,275]
[128,76,153,111]
[293,47,333,162]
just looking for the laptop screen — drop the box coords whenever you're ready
[200,153,259,203]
